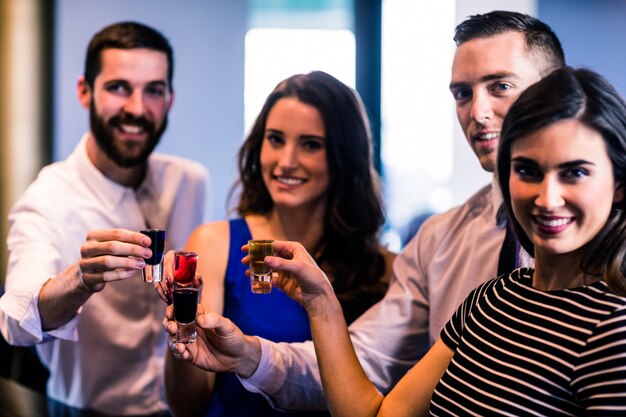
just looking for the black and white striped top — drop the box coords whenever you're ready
[431,268,626,416]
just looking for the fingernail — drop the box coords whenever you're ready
[136,259,146,268]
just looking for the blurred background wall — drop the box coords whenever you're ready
[0,0,52,289]
[2,0,626,287]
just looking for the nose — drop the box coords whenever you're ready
[470,90,494,124]
[535,176,565,209]
[122,90,145,116]
[278,143,298,169]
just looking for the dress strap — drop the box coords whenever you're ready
[225,219,252,281]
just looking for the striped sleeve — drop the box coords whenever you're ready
[573,305,626,415]
[439,276,499,351]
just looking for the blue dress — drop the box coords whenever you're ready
[206,218,330,417]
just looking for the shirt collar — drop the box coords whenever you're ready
[73,133,155,210]
[491,174,507,228]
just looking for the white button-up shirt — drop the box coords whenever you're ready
[0,134,208,415]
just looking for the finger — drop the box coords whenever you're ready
[86,229,151,245]
[79,255,146,273]
[192,275,203,290]
[162,250,176,283]
[263,255,302,274]
[163,319,177,336]
[196,310,236,336]
[241,253,250,266]
[174,342,192,361]
[272,240,298,259]
[81,240,152,260]
[155,280,172,304]
[81,269,137,284]
[164,304,175,320]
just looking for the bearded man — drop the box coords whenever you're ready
[0,21,207,417]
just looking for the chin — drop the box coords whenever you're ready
[479,162,496,173]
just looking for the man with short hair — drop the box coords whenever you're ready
[0,21,208,416]
[164,10,565,412]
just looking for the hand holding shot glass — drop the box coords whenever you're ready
[140,229,166,283]
[248,239,274,294]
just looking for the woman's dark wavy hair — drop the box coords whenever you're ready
[497,66,626,295]
[231,71,387,310]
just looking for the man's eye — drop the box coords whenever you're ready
[145,86,166,97]
[106,83,130,94]
[493,83,511,93]
[452,89,471,101]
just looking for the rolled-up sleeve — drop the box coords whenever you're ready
[0,193,79,346]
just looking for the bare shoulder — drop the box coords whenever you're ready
[186,221,230,249]
[185,221,231,275]
[188,221,231,314]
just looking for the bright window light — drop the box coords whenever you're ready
[381,0,456,231]
[244,28,355,134]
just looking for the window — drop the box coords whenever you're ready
[381,0,456,246]
[245,0,355,133]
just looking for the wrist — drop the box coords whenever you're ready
[303,285,342,319]
[235,335,262,378]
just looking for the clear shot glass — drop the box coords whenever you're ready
[248,239,274,294]
[172,287,198,344]
[140,229,166,283]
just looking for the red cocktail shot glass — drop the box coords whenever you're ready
[173,251,198,287]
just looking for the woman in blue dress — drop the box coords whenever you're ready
[165,71,395,417]
[241,67,626,416]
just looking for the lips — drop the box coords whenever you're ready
[475,131,499,141]
[110,114,153,139]
[533,215,574,234]
[119,123,145,135]
[470,130,500,152]
[274,175,306,187]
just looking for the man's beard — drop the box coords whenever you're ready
[89,100,167,168]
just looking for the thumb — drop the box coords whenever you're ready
[197,311,236,337]
[264,255,299,273]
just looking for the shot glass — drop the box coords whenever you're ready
[248,239,274,294]
[173,251,198,287]
[172,287,198,344]
[140,229,166,283]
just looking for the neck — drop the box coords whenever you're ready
[250,203,325,253]
[86,133,146,188]
[532,250,597,291]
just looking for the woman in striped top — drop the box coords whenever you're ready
[255,66,626,416]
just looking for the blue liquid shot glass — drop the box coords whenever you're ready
[140,229,166,283]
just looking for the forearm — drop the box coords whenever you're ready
[308,296,383,417]
[38,263,95,330]
[239,337,328,410]
[165,349,213,417]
